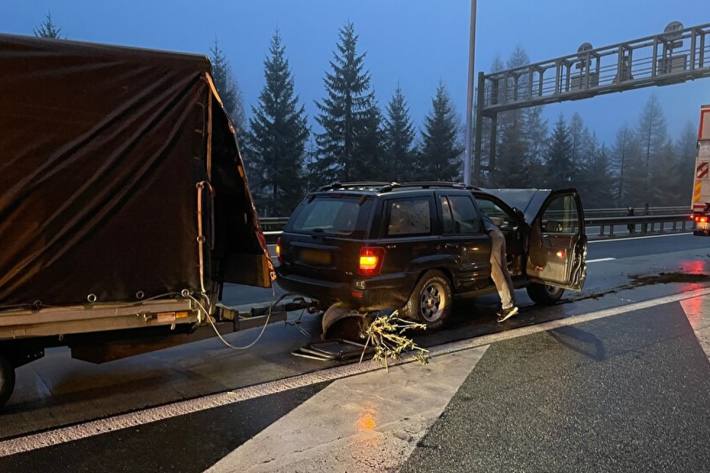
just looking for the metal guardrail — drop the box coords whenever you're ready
[584,206,688,217]
[587,213,693,238]
[258,209,695,244]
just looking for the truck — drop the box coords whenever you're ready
[691,104,710,235]
[0,34,304,408]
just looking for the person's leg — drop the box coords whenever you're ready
[500,236,516,306]
[489,228,515,310]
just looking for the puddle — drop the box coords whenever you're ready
[628,272,710,286]
[567,272,710,303]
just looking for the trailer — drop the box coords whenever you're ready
[0,34,298,407]
[691,104,710,234]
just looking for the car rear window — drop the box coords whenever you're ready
[288,195,371,236]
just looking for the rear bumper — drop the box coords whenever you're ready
[277,272,349,304]
[276,269,414,310]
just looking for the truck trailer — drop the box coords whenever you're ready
[691,104,710,234]
[0,34,285,407]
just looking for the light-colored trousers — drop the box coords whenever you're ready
[489,227,515,310]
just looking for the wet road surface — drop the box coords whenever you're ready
[1,233,710,471]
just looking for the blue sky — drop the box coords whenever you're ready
[2,1,709,144]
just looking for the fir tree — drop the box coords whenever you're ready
[209,41,246,135]
[245,32,309,217]
[569,112,595,171]
[594,145,615,202]
[417,83,463,181]
[494,114,528,186]
[313,23,377,185]
[610,126,639,206]
[383,86,417,181]
[492,47,531,186]
[544,116,574,188]
[34,12,62,39]
[351,104,384,180]
[579,142,616,208]
[523,107,548,183]
[648,138,678,205]
[636,95,668,204]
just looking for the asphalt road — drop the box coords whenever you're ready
[401,301,710,473]
[1,232,710,472]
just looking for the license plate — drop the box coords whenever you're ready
[300,249,332,266]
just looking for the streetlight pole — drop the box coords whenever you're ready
[463,0,477,185]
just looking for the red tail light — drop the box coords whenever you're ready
[702,217,708,224]
[358,247,385,276]
[275,237,283,263]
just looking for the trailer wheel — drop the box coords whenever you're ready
[0,354,15,409]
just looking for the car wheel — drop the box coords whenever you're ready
[526,283,564,305]
[402,270,452,329]
[0,354,15,409]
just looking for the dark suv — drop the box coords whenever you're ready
[276,182,587,328]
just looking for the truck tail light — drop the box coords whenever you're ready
[358,247,385,276]
[275,237,283,263]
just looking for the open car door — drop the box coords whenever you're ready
[526,190,587,290]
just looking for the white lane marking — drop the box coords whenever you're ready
[207,347,489,473]
[589,232,692,244]
[680,296,710,362]
[586,257,616,263]
[4,286,710,457]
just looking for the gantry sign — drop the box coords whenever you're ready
[473,21,710,181]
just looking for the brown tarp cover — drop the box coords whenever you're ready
[0,34,272,310]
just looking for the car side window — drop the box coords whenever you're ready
[541,194,579,234]
[476,198,514,229]
[386,198,431,236]
[445,195,481,234]
[440,196,455,233]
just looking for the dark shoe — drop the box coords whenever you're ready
[497,306,519,323]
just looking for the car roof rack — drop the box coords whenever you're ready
[316,181,480,193]
[380,181,479,192]
[317,181,394,192]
